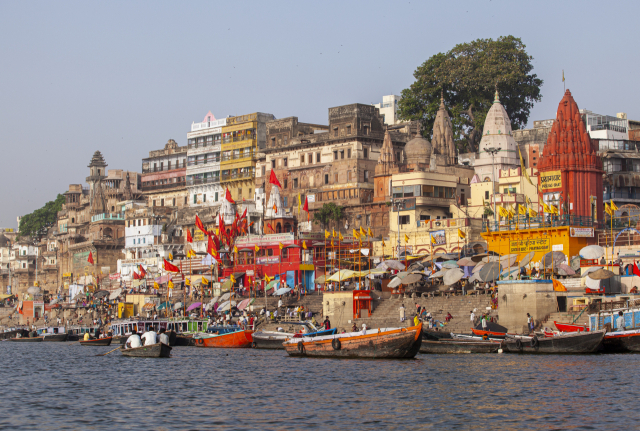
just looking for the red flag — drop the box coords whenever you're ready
[187,230,193,243]
[195,214,208,236]
[269,170,282,188]
[87,252,94,265]
[213,235,220,251]
[138,264,147,278]
[163,258,181,273]
[634,261,640,277]
[241,207,247,219]
[207,235,217,256]
[133,271,140,280]
[267,223,273,233]
[225,188,235,203]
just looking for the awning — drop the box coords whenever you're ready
[142,302,156,310]
[155,274,173,284]
[0,294,14,300]
[109,288,122,300]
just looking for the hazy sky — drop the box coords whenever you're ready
[1,1,638,228]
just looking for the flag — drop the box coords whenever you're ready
[404,234,409,243]
[168,280,174,289]
[605,203,612,216]
[339,232,344,241]
[353,229,360,239]
[303,196,309,214]
[168,252,173,261]
[519,205,527,216]
[360,226,366,237]
[298,194,302,214]
[255,245,260,252]
[138,264,146,278]
[381,239,386,247]
[224,188,235,203]
[332,228,336,238]
[265,273,272,283]
[202,277,210,285]
[132,271,140,280]
[528,208,538,217]
[207,235,216,255]
[241,207,247,219]
[87,252,94,264]
[519,148,534,186]
[562,69,565,82]
[269,169,282,188]
[324,230,330,239]
[230,274,236,284]
[550,204,558,215]
[187,230,193,243]
[195,215,207,235]
[330,239,334,247]
[302,241,307,250]
[185,278,191,286]
[279,242,284,250]
[154,281,159,289]
[552,278,567,292]
[610,200,619,211]
[367,227,373,237]
[543,203,551,213]
[273,203,277,214]
[211,249,218,257]
[458,229,466,239]
[430,235,436,245]
[163,259,180,273]
[526,196,532,206]
[633,261,640,277]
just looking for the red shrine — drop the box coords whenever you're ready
[537,90,603,222]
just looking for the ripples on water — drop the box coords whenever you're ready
[0,343,636,430]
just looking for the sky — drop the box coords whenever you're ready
[1,0,639,228]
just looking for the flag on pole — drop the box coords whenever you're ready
[279,242,284,250]
[168,280,174,289]
[430,235,437,245]
[163,259,180,273]
[404,234,409,243]
[202,277,210,285]
[605,203,612,216]
[269,170,282,188]
[367,227,373,237]
[458,229,466,239]
[168,252,174,261]
[185,278,191,286]
[230,274,236,284]
[610,200,619,211]
[138,264,147,278]
[519,205,527,216]
[325,230,330,239]
[187,230,193,243]
[562,70,565,82]
[265,273,272,283]
[273,203,278,214]
[154,281,159,289]
[543,203,551,213]
[303,196,309,221]
[298,194,302,214]
[633,260,640,277]
[255,245,260,252]
[234,245,238,254]
[302,241,307,250]
[87,252,94,264]
[552,278,567,292]
[519,148,534,186]
[360,226,366,237]
[195,215,207,235]
[528,208,538,217]
[225,188,235,204]
[353,229,360,239]
[339,232,344,241]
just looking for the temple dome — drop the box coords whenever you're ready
[481,90,513,137]
[404,124,432,163]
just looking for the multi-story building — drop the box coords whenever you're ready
[220,112,275,202]
[373,95,402,125]
[141,139,189,208]
[186,112,226,208]
[598,139,640,211]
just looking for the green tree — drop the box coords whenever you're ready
[398,36,543,153]
[312,203,344,231]
[18,194,65,239]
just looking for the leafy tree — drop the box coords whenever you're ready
[398,36,543,153]
[18,194,65,239]
[312,203,344,231]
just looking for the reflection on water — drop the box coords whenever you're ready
[0,343,637,430]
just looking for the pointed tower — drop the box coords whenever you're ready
[374,130,400,202]
[537,90,603,220]
[86,151,107,214]
[431,93,457,165]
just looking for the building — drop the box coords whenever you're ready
[597,140,640,210]
[220,112,275,203]
[141,139,189,208]
[580,110,629,140]
[373,95,401,125]
[186,112,227,208]
[513,119,554,170]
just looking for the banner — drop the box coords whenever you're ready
[430,230,446,246]
[540,170,562,191]
[109,273,121,280]
[509,238,550,253]
[570,227,594,238]
[256,256,280,265]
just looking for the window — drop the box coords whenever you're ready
[363,125,369,135]
[334,173,338,183]
[153,200,156,207]
[347,125,352,135]
[293,178,298,189]
[308,153,313,164]
[138,219,141,227]
[172,198,176,206]
[485,191,490,200]
[284,137,288,146]
[366,214,371,225]
[284,179,288,189]
[160,162,164,170]
[364,170,369,182]
[271,160,276,168]
[399,215,410,225]
[334,151,338,160]
[396,152,401,161]
[300,154,304,164]
[237,189,242,199]
[347,149,352,158]
[167,161,171,170]
[283,158,288,167]
[248,188,252,196]
[364,148,369,158]
[161,199,164,207]
[284,197,288,207]
[203,194,206,202]
[325,174,329,184]
[316,153,321,163]
[194,195,197,204]
[143,238,146,244]
[271,137,276,147]
[184,196,188,205]
[347,171,352,181]
[262,166,266,176]
[333,128,338,137]
[340,150,344,159]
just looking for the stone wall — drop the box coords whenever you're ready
[497,280,563,333]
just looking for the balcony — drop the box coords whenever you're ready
[187,177,220,186]
[91,213,125,223]
[604,192,640,201]
[188,158,220,166]
[190,118,227,132]
[220,171,254,182]
[221,151,254,162]
[483,215,600,233]
[222,135,255,144]
[142,165,186,174]
[187,142,221,150]
[141,181,186,192]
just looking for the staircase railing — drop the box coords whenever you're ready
[571,306,589,324]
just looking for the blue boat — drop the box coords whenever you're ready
[252,322,337,349]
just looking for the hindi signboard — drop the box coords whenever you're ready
[540,170,562,191]
[509,238,550,253]
[430,230,446,246]
[570,227,594,238]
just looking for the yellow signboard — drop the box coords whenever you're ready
[509,238,550,253]
[62,272,72,278]
[540,170,562,190]
[118,302,134,319]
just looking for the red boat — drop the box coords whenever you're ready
[471,321,508,338]
[471,328,506,338]
[193,329,253,348]
[554,321,589,333]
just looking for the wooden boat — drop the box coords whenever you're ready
[252,323,337,349]
[79,337,113,346]
[0,329,29,340]
[8,336,44,342]
[503,330,605,354]
[471,321,508,339]
[174,334,195,346]
[420,338,501,354]
[42,333,68,342]
[422,328,452,341]
[554,321,589,333]
[120,343,172,358]
[602,329,640,353]
[284,323,423,359]
[193,329,254,348]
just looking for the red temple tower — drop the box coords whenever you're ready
[537,90,603,223]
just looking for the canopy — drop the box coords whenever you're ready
[479,262,501,282]
[442,260,459,269]
[109,288,122,300]
[471,253,490,263]
[542,251,566,268]
[326,269,355,282]
[0,294,14,300]
[173,302,183,310]
[443,268,464,286]
[186,302,202,312]
[217,300,231,312]
[93,290,109,299]
[518,252,536,268]
[142,302,156,310]
[157,301,171,310]
[154,274,173,284]
[266,279,280,290]
[237,298,253,310]
[581,266,603,278]
[387,277,402,288]
[585,276,601,290]
[314,275,327,284]
[588,268,615,280]
[401,273,423,285]
[457,257,476,267]
[377,260,405,271]
[500,254,518,267]
[472,262,486,274]
[429,269,447,279]
[274,287,292,296]
[219,292,231,302]
[232,272,246,280]
[579,245,605,260]
[556,263,576,276]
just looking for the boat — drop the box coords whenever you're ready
[502,330,605,354]
[110,318,208,345]
[193,328,254,348]
[8,336,43,342]
[37,326,69,342]
[283,323,423,359]
[602,329,640,353]
[0,329,29,340]
[471,321,508,339]
[79,337,113,346]
[67,326,101,341]
[422,328,452,341]
[120,343,172,358]
[420,338,501,354]
[554,321,589,333]
[252,322,337,349]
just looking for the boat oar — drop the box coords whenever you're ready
[97,346,122,356]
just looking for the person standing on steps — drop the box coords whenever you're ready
[399,304,406,322]
[470,310,476,326]
[527,313,533,334]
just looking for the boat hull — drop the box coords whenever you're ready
[554,321,588,332]
[194,330,253,348]
[420,339,500,354]
[79,337,113,346]
[121,343,172,358]
[503,330,605,354]
[174,335,195,346]
[43,333,68,342]
[9,337,43,342]
[422,329,452,341]
[471,328,506,339]
[603,330,640,353]
[285,323,422,359]
[253,328,338,350]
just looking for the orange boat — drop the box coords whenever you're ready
[284,323,422,359]
[193,329,254,348]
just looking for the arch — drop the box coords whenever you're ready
[103,227,113,238]
[284,223,291,232]
[483,177,492,182]
[613,228,640,256]
[71,218,75,223]
[276,223,282,233]
[416,248,430,254]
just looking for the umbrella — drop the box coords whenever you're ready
[457,257,476,267]
[157,301,171,310]
[570,256,581,271]
[443,268,464,286]
[471,253,490,263]
[542,251,566,268]
[237,298,253,310]
[218,300,231,312]
[49,298,58,305]
[209,296,219,305]
[518,252,535,268]
[588,268,615,280]
[579,245,605,260]
[442,261,459,269]
[378,260,405,271]
[266,279,280,290]
[387,277,402,288]
[556,264,576,276]
[395,271,409,279]
[314,275,327,284]
[501,267,520,278]
[400,274,423,285]
[585,276,601,290]
[468,273,481,283]
[472,262,486,274]
[219,292,231,302]
[500,254,518,267]
[109,288,122,300]
[27,286,41,295]
[274,287,292,296]
[93,290,109,298]
[173,302,183,310]
[429,269,447,279]
[186,302,202,312]
[581,266,603,278]
[479,262,501,282]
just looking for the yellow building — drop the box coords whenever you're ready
[220,112,274,201]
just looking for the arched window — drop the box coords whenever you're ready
[276,223,282,233]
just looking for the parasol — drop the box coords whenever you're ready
[472,262,486,274]
[471,253,490,263]
[468,272,481,283]
[274,287,292,296]
[541,251,566,268]
[442,261,459,269]
[93,290,109,299]
[266,279,280,290]
[579,245,605,260]
[218,300,231,312]
[27,286,41,295]
[479,262,501,282]
[109,288,122,300]
[173,302,183,310]
[556,264,576,276]
[378,260,405,271]
[581,267,603,278]
[400,273,423,285]
[387,277,402,288]
[518,252,535,268]
[314,275,327,285]
[219,292,231,302]
[457,257,476,267]
[500,254,518,267]
[429,269,447,279]
[186,302,202,312]
[157,301,171,310]
[500,267,520,278]
[570,256,581,271]
[587,268,615,280]
[443,268,464,286]
[585,276,601,290]
[237,298,253,310]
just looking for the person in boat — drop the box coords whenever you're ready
[414,314,420,326]
[323,316,331,330]
[351,323,358,332]
[125,332,142,349]
[481,314,488,332]
[158,328,170,345]
[141,329,157,346]
[616,311,625,331]
[83,332,91,341]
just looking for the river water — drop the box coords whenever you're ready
[0,342,636,430]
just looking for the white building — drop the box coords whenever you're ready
[373,95,401,125]
[580,110,629,142]
[187,112,226,208]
